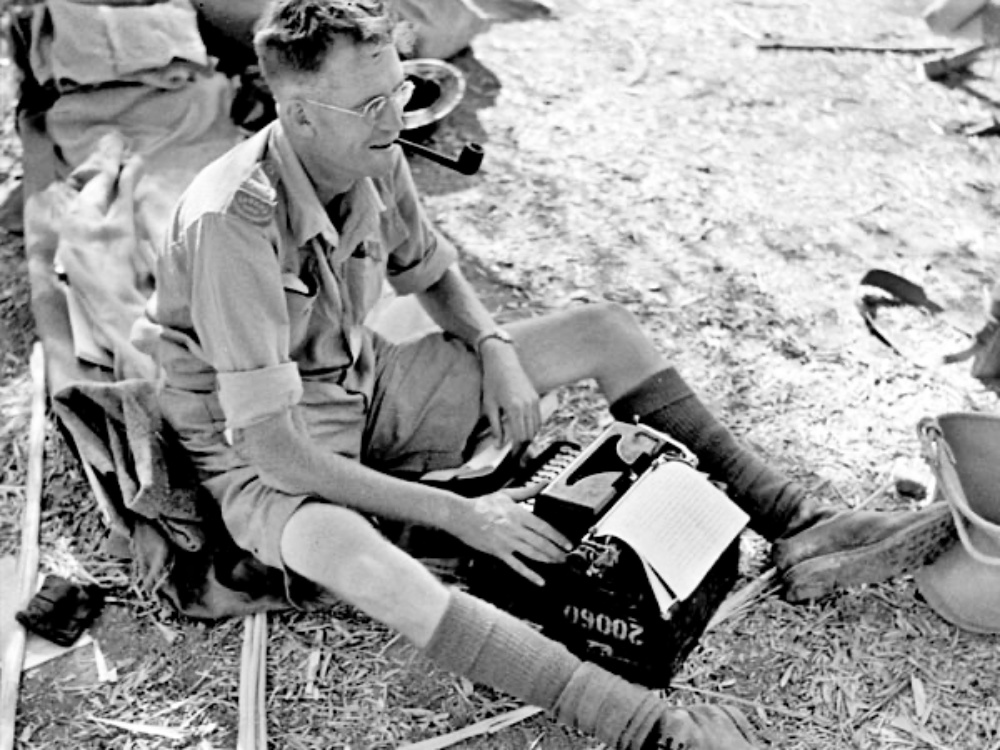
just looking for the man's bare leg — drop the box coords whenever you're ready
[280,502,757,749]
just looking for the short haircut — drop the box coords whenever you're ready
[253,0,400,89]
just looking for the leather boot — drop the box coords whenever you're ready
[774,502,957,603]
[639,704,760,750]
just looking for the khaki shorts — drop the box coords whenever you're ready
[201,331,483,573]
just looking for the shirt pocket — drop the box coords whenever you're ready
[345,242,387,321]
[282,272,317,353]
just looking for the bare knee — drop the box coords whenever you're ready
[573,303,662,397]
[281,503,404,605]
[577,302,644,343]
[280,502,449,644]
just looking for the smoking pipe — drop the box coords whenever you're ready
[396,138,484,175]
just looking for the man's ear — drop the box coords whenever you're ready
[285,100,316,136]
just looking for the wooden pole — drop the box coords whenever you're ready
[254,612,267,749]
[758,39,956,54]
[0,343,47,750]
[237,611,267,750]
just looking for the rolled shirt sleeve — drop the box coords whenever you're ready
[383,151,458,296]
[187,212,303,430]
[217,362,302,430]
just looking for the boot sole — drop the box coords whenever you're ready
[781,508,957,603]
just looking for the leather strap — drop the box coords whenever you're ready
[857,269,976,367]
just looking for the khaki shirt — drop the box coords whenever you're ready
[137,121,457,459]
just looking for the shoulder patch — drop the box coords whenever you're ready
[228,164,278,227]
[232,189,275,226]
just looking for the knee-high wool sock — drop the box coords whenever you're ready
[423,589,694,749]
[609,367,824,540]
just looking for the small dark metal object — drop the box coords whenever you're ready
[396,138,484,175]
[924,44,989,81]
[15,576,105,647]
[965,116,1000,137]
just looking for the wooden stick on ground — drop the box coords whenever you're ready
[237,611,268,750]
[254,612,266,749]
[758,39,956,54]
[0,343,47,750]
[397,706,544,750]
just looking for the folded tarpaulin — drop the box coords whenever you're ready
[52,378,290,618]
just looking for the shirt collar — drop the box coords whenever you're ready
[266,122,387,258]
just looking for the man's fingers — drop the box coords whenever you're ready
[504,555,545,587]
[504,483,545,501]
[521,513,573,553]
[117,154,143,194]
[527,400,541,441]
[509,525,567,562]
[496,488,573,551]
[509,401,539,446]
[484,402,505,447]
[76,169,118,215]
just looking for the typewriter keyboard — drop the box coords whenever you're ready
[511,441,582,505]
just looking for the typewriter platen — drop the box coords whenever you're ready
[460,421,742,688]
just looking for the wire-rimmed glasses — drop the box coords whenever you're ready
[302,79,415,125]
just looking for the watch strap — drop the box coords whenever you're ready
[473,328,514,356]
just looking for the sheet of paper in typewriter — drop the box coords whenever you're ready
[594,462,749,601]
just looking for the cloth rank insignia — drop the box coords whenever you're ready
[231,166,277,227]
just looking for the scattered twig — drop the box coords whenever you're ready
[624,38,649,87]
[853,478,895,510]
[303,646,321,700]
[88,716,186,740]
[396,705,544,750]
[758,39,955,54]
[92,638,117,683]
[850,679,911,729]
[706,569,779,631]
[0,343,46,750]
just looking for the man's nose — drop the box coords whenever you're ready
[381,98,406,130]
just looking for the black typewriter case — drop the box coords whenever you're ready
[439,438,741,690]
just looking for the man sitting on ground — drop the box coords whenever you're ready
[135,1,955,746]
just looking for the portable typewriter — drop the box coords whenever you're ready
[440,421,746,689]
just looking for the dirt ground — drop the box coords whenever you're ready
[2,0,1000,747]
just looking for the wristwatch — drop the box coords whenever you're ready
[473,327,514,356]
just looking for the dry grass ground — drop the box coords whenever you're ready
[1,0,999,747]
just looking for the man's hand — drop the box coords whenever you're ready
[449,485,573,586]
[480,341,541,448]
